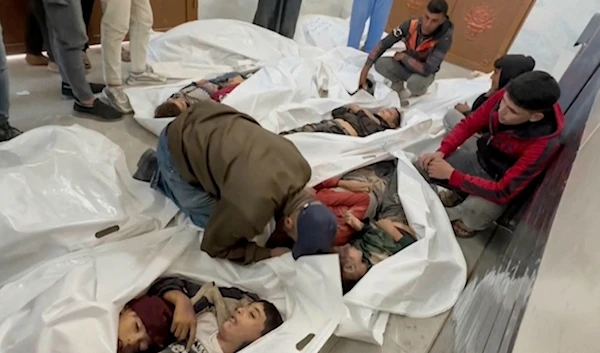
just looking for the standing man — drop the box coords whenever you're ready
[41,0,122,120]
[253,0,303,39]
[358,0,453,99]
[347,0,394,54]
[134,100,337,265]
[100,0,167,114]
[0,23,22,142]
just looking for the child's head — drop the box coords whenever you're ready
[219,300,284,351]
[491,54,536,91]
[499,71,560,125]
[154,98,187,118]
[118,296,173,353]
[335,243,369,282]
[377,108,402,128]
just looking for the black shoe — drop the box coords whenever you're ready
[62,82,105,99]
[73,98,123,121]
[0,122,22,142]
[133,148,158,182]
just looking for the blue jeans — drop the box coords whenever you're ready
[0,22,9,125]
[151,129,215,228]
[347,0,394,54]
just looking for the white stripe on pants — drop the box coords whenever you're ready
[100,0,153,86]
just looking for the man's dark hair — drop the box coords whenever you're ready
[505,70,560,111]
[258,300,284,335]
[427,0,449,15]
[154,101,183,118]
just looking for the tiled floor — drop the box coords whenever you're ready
[5,48,490,353]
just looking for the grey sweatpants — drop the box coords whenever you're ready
[42,0,94,102]
[375,57,434,96]
[417,137,507,231]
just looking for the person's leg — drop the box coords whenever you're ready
[406,73,435,96]
[278,0,303,38]
[80,0,94,50]
[374,57,411,83]
[42,0,121,120]
[0,23,22,142]
[25,10,49,66]
[363,0,393,53]
[279,120,347,135]
[126,0,166,85]
[253,0,279,31]
[100,0,133,113]
[150,130,216,228]
[80,0,95,69]
[347,0,372,50]
[443,108,466,132]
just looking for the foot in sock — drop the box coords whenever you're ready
[62,82,105,99]
[73,98,123,121]
[133,148,158,182]
[0,122,22,142]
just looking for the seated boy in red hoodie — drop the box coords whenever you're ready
[417,71,563,237]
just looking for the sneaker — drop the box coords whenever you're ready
[103,86,133,113]
[48,61,59,73]
[0,122,22,142]
[25,54,49,66]
[126,67,167,86]
[82,51,92,70]
[73,98,123,121]
[133,148,158,182]
[62,82,105,99]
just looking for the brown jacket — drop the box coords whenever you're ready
[167,100,312,264]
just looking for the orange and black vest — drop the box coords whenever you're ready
[404,19,439,63]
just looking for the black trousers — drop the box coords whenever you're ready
[252,0,303,39]
[25,0,95,59]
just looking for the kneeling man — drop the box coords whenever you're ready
[135,100,337,264]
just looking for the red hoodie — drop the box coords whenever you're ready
[438,89,564,205]
[313,177,371,246]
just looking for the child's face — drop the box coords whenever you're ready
[377,108,401,128]
[220,302,269,344]
[117,308,151,353]
[335,244,368,281]
[166,97,187,114]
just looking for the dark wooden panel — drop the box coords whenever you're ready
[0,1,29,55]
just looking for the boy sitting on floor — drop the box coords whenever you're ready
[279,104,402,137]
[117,276,283,353]
[417,71,563,237]
[154,70,258,118]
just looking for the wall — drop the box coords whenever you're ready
[509,0,598,73]
[198,0,354,22]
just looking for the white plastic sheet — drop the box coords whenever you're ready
[0,224,345,353]
[0,125,178,286]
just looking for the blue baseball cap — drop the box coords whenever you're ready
[292,202,337,259]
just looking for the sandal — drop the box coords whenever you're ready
[452,220,477,238]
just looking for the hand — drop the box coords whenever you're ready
[338,180,371,193]
[418,152,445,170]
[346,104,361,113]
[393,52,405,61]
[427,157,455,180]
[270,247,291,257]
[454,102,470,114]
[170,295,197,350]
[342,211,363,230]
[359,68,369,90]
